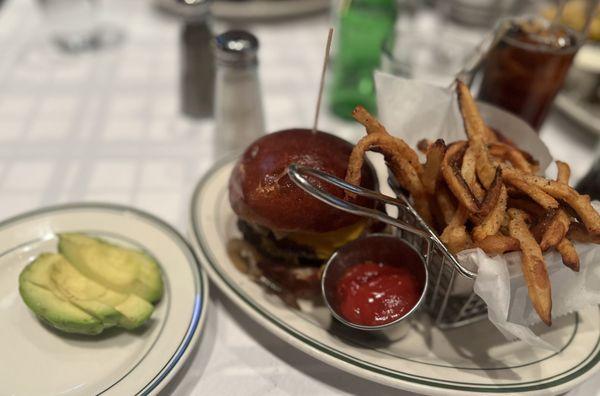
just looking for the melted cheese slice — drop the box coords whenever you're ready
[287,221,368,260]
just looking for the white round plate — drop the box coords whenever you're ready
[154,0,329,20]
[211,0,329,20]
[0,203,208,396]
[190,157,600,396]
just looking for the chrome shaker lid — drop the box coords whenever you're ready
[214,30,259,67]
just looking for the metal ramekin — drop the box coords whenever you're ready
[321,233,429,341]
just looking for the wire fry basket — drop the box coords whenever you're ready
[288,164,488,329]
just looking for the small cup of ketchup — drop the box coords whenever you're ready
[321,234,428,339]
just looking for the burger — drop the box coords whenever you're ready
[228,128,377,298]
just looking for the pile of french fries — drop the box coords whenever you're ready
[345,80,600,326]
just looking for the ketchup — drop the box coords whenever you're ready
[336,261,422,326]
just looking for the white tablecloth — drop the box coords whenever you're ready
[1,1,598,395]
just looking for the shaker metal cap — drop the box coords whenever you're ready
[215,30,259,66]
[159,0,211,21]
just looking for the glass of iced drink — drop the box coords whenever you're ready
[477,16,583,131]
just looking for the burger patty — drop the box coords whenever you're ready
[237,219,324,267]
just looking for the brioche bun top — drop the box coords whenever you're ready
[228,129,375,233]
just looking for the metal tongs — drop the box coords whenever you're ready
[287,164,477,279]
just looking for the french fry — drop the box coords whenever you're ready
[506,185,527,199]
[461,143,486,201]
[456,80,497,188]
[476,233,520,255]
[436,184,457,226]
[489,142,534,173]
[552,160,578,270]
[492,132,539,169]
[345,127,433,225]
[539,210,570,251]
[440,206,472,253]
[556,160,571,183]
[503,167,600,235]
[456,81,490,144]
[505,145,532,173]
[351,105,386,136]
[417,139,432,154]
[422,139,446,195]
[387,158,433,225]
[556,238,579,272]
[441,141,480,213]
[346,133,423,195]
[568,222,600,244]
[508,197,545,217]
[473,184,507,242]
[530,209,557,245]
[508,208,552,326]
[352,106,422,175]
[502,167,559,210]
[484,125,499,144]
[475,167,504,223]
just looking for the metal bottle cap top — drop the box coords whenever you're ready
[215,30,259,67]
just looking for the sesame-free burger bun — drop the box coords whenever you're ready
[228,128,375,234]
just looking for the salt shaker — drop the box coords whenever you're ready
[178,0,214,119]
[214,30,265,154]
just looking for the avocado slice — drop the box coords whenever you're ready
[58,233,164,303]
[51,256,154,330]
[112,294,154,330]
[19,254,104,335]
[51,256,123,327]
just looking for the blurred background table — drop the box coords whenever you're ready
[0,0,597,395]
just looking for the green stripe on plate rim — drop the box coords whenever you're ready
[0,202,206,395]
[191,156,600,393]
[286,303,579,371]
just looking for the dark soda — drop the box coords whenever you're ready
[478,18,580,131]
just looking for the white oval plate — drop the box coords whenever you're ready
[211,0,329,20]
[0,203,208,395]
[190,157,600,396]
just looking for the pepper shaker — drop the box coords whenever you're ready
[178,0,214,119]
[214,30,265,154]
